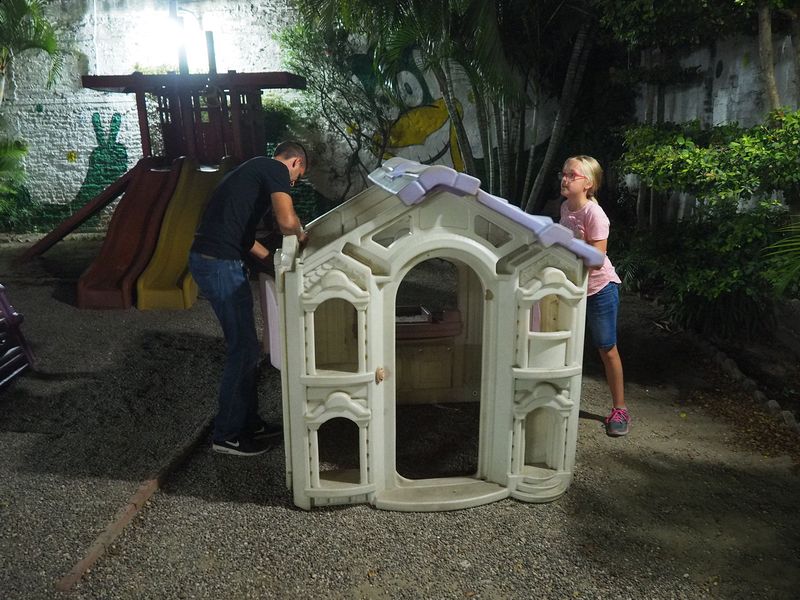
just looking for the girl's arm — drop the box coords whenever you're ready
[587,238,608,254]
[586,238,607,269]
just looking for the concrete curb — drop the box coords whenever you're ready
[686,331,800,437]
[55,412,214,593]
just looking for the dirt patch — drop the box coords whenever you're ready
[608,294,800,465]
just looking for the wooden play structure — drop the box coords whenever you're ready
[260,158,604,511]
[19,69,305,311]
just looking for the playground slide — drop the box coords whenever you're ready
[136,158,234,310]
[18,164,138,263]
[76,158,184,309]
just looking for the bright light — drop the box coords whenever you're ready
[131,9,209,73]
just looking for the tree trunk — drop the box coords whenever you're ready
[650,52,666,229]
[513,95,526,203]
[793,14,800,105]
[492,100,505,196]
[497,98,511,198]
[521,82,540,202]
[758,0,782,111]
[0,48,8,107]
[636,49,655,230]
[524,23,594,214]
[432,63,477,176]
[472,85,493,188]
[781,7,800,104]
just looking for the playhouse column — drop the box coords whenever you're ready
[485,275,519,485]
[279,261,314,509]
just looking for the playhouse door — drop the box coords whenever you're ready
[393,259,482,477]
[376,259,509,510]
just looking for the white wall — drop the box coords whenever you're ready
[641,34,798,127]
[1,0,294,207]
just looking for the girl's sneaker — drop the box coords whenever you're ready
[605,407,630,437]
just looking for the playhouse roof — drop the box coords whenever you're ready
[368,158,605,268]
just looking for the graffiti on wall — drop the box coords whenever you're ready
[73,112,128,209]
[351,53,465,172]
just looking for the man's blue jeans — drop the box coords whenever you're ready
[189,252,261,442]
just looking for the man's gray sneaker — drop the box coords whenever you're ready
[250,421,283,441]
[212,435,272,456]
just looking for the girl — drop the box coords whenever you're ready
[559,155,629,436]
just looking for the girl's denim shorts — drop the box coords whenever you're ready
[586,282,619,350]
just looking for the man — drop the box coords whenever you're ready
[189,141,308,456]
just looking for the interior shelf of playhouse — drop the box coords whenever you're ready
[395,306,462,339]
[512,365,582,379]
[375,477,509,512]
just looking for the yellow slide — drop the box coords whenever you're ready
[136,157,234,310]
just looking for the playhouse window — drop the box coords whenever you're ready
[316,417,361,485]
[373,216,413,248]
[474,215,512,247]
[522,407,566,474]
[313,298,359,373]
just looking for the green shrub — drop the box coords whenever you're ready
[0,184,70,233]
[262,95,298,145]
[0,184,35,232]
[617,201,790,339]
[620,109,800,207]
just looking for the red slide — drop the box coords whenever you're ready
[76,157,184,309]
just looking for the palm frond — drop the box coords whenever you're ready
[0,0,63,88]
[0,138,28,195]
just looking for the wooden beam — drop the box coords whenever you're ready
[17,163,143,262]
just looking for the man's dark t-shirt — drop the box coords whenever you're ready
[191,157,292,260]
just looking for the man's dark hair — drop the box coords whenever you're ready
[274,141,307,166]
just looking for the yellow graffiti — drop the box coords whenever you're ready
[385,97,465,172]
[66,150,78,163]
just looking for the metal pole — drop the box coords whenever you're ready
[206,31,217,75]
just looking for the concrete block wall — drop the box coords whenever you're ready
[640,34,798,127]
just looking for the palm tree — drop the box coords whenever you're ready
[524,19,595,214]
[0,0,63,107]
[767,218,800,293]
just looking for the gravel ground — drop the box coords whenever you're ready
[1,237,799,600]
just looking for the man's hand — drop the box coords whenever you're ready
[249,240,270,263]
[297,228,308,247]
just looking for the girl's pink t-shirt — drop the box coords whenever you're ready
[559,199,621,296]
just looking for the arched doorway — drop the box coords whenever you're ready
[393,257,484,479]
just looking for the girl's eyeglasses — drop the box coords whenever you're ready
[558,171,587,183]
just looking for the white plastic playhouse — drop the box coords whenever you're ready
[263,157,603,511]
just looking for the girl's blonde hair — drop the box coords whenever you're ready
[565,155,603,200]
